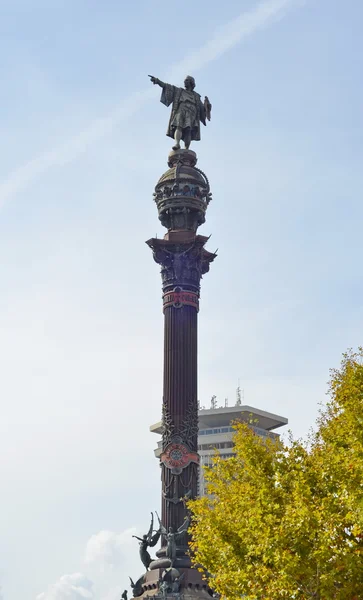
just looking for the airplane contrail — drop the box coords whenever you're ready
[0,0,304,207]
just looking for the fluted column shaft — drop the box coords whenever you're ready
[161,304,198,538]
[146,233,215,562]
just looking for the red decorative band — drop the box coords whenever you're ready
[163,288,199,312]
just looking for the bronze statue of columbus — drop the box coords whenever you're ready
[149,75,212,150]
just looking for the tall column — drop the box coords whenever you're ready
[147,148,215,568]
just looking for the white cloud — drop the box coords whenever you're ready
[36,573,95,600]
[99,588,124,600]
[37,529,138,600]
[84,528,137,573]
[0,0,304,207]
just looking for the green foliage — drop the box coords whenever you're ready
[189,349,363,599]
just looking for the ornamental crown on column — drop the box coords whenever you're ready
[146,149,216,312]
[153,149,212,233]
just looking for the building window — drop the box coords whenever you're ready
[198,441,234,451]
[199,426,234,436]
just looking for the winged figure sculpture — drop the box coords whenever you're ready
[132,512,161,570]
[156,512,190,567]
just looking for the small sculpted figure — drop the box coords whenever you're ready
[128,575,144,598]
[149,75,211,150]
[159,579,169,600]
[171,572,184,593]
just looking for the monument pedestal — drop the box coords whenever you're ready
[138,567,213,599]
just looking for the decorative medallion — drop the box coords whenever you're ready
[163,287,199,312]
[161,440,199,475]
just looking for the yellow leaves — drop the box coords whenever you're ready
[350,523,362,537]
[189,349,363,600]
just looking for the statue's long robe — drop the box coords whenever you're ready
[160,84,206,142]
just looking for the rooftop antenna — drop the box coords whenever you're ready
[224,397,228,407]
[236,379,242,406]
[210,395,217,409]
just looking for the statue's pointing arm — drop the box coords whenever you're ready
[149,75,175,107]
[148,75,166,89]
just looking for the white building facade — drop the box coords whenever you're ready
[150,404,288,496]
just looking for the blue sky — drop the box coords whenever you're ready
[1,0,363,598]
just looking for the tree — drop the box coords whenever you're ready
[189,349,363,599]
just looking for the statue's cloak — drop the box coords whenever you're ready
[160,84,206,142]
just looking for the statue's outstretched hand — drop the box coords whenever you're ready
[148,75,158,84]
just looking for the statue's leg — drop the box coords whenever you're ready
[184,128,191,149]
[173,127,182,150]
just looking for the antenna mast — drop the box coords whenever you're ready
[236,379,242,406]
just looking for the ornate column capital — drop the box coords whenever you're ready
[146,236,216,312]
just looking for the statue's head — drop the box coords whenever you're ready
[184,76,196,90]
[143,534,148,541]
[168,526,174,533]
